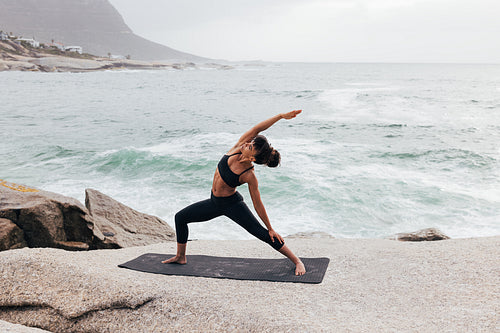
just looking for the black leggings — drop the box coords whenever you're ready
[174,191,284,251]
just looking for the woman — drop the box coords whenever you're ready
[162,110,306,276]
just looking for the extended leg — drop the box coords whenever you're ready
[225,201,284,251]
[278,245,306,276]
[225,202,306,275]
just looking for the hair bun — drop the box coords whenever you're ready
[266,149,281,168]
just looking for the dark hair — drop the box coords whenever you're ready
[252,135,281,168]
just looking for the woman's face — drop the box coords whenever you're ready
[241,141,257,160]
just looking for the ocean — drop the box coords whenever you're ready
[1,63,499,240]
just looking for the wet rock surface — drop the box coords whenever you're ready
[388,227,450,241]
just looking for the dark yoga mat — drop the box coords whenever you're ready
[118,253,330,284]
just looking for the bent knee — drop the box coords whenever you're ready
[174,211,188,227]
[174,211,183,222]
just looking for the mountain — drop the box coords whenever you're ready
[0,0,206,61]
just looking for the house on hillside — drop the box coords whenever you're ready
[46,42,65,51]
[15,38,40,48]
[0,31,9,41]
[65,46,83,54]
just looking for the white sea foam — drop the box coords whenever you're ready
[140,132,237,156]
[316,86,450,126]
[2,63,499,240]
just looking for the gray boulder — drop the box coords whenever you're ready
[388,228,450,241]
[0,184,95,251]
[85,189,175,248]
[0,218,27,250]
[0,181,175,251]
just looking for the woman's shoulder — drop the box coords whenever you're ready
[226,147,241,155]
[232,136,253,151]
[240,168,257,186]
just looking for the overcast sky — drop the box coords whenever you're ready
[108,0,499,63]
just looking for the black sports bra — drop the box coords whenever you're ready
[217,152,254,188]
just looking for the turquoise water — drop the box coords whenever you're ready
[1,63,499,239]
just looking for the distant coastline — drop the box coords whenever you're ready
[0,39,231,72]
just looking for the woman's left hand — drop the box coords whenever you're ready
[269,229,284,244]
[281,109,302,120]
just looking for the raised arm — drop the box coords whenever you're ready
[233,110,302,148]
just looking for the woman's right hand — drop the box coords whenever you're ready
[281,110,302,120]
[269,229,284,244]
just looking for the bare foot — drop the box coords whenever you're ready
[161,256,187,264]
[295,261,306,276]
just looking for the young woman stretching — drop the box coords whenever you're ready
[162,110,306,276]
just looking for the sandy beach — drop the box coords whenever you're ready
[1,236,498,332]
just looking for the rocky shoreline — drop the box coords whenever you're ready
[0,40,231,72]
[0,179,450,253]
[0,237,498,332]
[1,180,498,332]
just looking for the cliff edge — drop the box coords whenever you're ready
[0,0,206,61]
